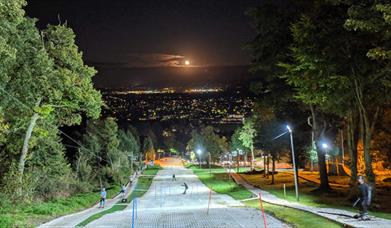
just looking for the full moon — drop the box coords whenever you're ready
[185,60,190,65]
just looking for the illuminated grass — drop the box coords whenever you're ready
[189,164,345,227]
[188,165,253,200]
[243,199,342,228]
[241,172,391,220]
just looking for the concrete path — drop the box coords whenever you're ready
[39,173,139,228]
[87,160,289,228]
[231,172,391,228]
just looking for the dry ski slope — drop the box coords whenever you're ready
[87,158,289,227]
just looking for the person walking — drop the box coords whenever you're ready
[182,182,188,194]
[99,188,107,208]
[353,176,372,220]
[120,185,126,202]
[172,174,176,181]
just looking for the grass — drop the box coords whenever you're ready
[187,164,253,200]
[188,164,346,227]
[240,172,391,220]
[76,204,127,227]
[0,185,120,228]
[77,165,161,227]
[243,199,342,228]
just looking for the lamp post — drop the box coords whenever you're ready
[197,149,202,168]
[287,125,299,201]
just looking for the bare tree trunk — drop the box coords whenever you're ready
[310,105,330,191]
[354,79,377,184]
[347,111,358,185]
[244,151,248,169]
[237,154,239,173]
[250,146,255,170]
[271,155,275,184]
[18,99,41,187]
[335,157,340,176]
[341,129,345,165]
[310,160,314,172]
[263,154,266,177]
[266,155,270,179]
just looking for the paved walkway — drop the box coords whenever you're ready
[87,160,289,228]
[231,172,391,228]
[39,173,139,228]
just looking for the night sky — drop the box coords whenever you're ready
[26,0,260,88]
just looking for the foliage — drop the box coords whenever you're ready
[230,128,246,153]
[201,126,228,162]
[0,185,120,227]
[239,118,257,169]
[77,118,130,188]
[239,118,257,151]
[118,128,140,168]
[144,135,156,161]
[0,0,102,201]
[308,141,318,163]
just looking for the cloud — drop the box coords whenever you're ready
[124,53,187,68]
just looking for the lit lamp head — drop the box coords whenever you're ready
[322,143,328,149]
[196,149,202,155]
[286,125,292,133]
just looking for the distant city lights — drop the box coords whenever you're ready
[110,87,223,94]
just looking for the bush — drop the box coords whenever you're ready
[0,215,13,228]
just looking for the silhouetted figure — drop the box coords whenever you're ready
[172,174,176,181]
[182,182,188,194]
[353,176,372,220]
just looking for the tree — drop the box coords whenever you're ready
[187,130,205,161]
[77,118,130,187]
[231,128,247,171]
[239,118,257,170]
[307,141,318,172]
[343,0,391,184]
[118,129,140,173]
[247,0,311,174]
[0,1,101,195]
[201,126,225,163]
[280,1,391,186]
[144,135,156,161]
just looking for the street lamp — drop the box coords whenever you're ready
[197,149,202,168]
[322,143,328,149]
[287,125,299,201]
